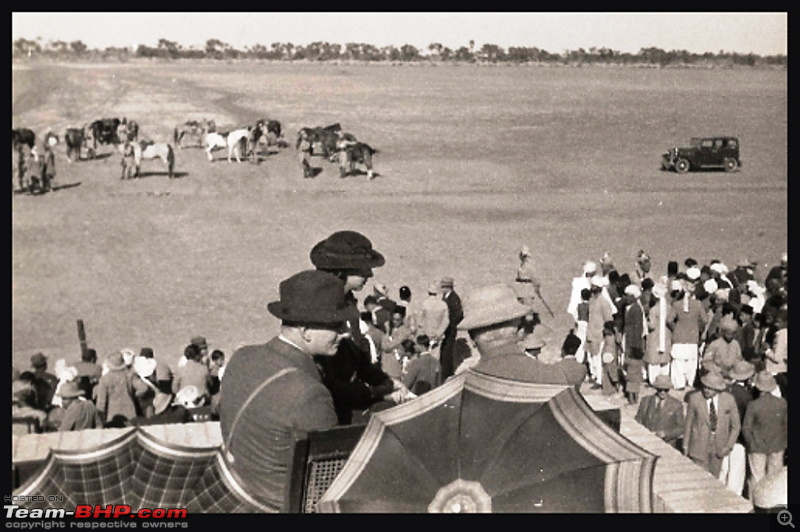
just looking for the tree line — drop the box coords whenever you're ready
[12,37,787,68]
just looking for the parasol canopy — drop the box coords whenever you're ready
[13,427,272,513]
[317,370,657,513]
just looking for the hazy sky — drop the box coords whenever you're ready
[12,12,787,56]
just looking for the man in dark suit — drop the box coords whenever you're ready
[683,372,741,478]
[634,375,685,449]
[439,276,463,381]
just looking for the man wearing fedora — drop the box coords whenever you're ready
[721,360,756,496]
[683,372,741,478]
[742,371,787,499]
[309,231,397,425]
[57,381,103,432]
[634,375,685,449]
[439,275,463,381]
[219,269,349,512]
[459,283,573,386]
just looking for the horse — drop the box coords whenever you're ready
[12,128,36,152]
[123,140,175,179]
[86,118,122,158]
[296,123,342,160]
[64,128,85,162]
[247,118,284,161]
[339,142,378,179]
[174,119,216,149]
[204,128,250,163]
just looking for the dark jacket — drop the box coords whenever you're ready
[440,290,464,379]
[635,394,685,447]
[742,393,788,454]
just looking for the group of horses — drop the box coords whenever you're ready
[14,115,379,190]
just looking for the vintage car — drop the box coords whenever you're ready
[661,136,741,174]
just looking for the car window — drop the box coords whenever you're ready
[727,139,738,148]
[714,139,723,149]
[702,140,714,148]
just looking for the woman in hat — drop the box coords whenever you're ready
[683,372,741,478]
[218,269,350,512]
[742,371,787,497]
[58,381,103,432]
[94,351,138,428]
[309,231,398,425]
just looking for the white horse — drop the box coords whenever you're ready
[204,128,250,163]
[122,141,175,179]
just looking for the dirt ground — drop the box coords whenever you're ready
[12,61,787,372]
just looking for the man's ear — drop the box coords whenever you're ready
[297,326,312,344]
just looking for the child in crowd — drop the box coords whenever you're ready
[600,323,621,396]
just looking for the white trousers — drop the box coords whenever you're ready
[670,344,698,389]
[647,362,670,384]
[718,443,746,496]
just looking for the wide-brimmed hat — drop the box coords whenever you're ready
[267,270,352,325]
[458,283,531,331]
[105,351,128,372]
[57,381,85,399]
[310,231,385,271]
[652,375,673,390]
[701,372,727,391]
[752,371,777,393]
[31,352,47,368]
[153,392,174,415]
[728,360,755,382]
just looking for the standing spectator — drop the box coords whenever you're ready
[702,315,743,379]
[439,276,463,381]
[30,353,58,411]
[622,349,645,405]
[736,305,758,364]
[644,282,675,385]
[515,246,543,310]
[73,348,103,400]
[600,323,621,396]
[191,336,210,365]
[94,351,138,427]
[634,375,685,449]
[553,330,588,390]
[574,288,591,365]
[401,334,441,396]
[132,356,159,418]
[742,371,787,500]
[567,261,597,322]
[310,231,398,425]
[683,372,741,478]
[297,128,314,179]
[57,382,103,432]
[635,250,653,285]
[172,344,212,405]
[585,276,616,387]
[721,360,756,497]
[670,280,708,390]
[416,281,450,355]
[623,284,647,367]
[764,310,787,400]
[218,270,347,512]
[38,141,56,193]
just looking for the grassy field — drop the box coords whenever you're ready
[12,61,787,370]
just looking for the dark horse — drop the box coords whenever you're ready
[296,123,343,160]
[85,118,122,158]
[64,128,85,162]
[247,118,283,162]
[339,142,378,179]
[12,128,36,152]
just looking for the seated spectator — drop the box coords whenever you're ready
[94,351,139,428]
[12,371,47,429]
[208,349,226,396]
[401,335,441,396]
[172,344,212,405]
[132,356,160,418]
[30,352,58,411]
[58,381,103,432]
[73,348,103,399]
[139,347,173,394]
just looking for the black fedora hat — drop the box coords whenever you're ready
[310,231,385,272]
[267,270,353,325]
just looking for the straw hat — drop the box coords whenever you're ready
[153,392,174,416]
[700,372,727,391]
[57,381,85,399]
[652,375,673,390]
[728,360,755,382]
[458,283,531,331]
[104,351,128,372]
[752,371,777,393]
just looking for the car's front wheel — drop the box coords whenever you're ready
[675,158,690,174]
[724,158,739,172]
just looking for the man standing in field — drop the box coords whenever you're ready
[297,129,313,178]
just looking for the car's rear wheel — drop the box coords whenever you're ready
[675,158,690,174]
[724,158,739,172]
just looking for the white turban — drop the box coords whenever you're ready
[625,285,642,298]
[703,279,719,294]
[583,261,597,275]
[686,267,701,280]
